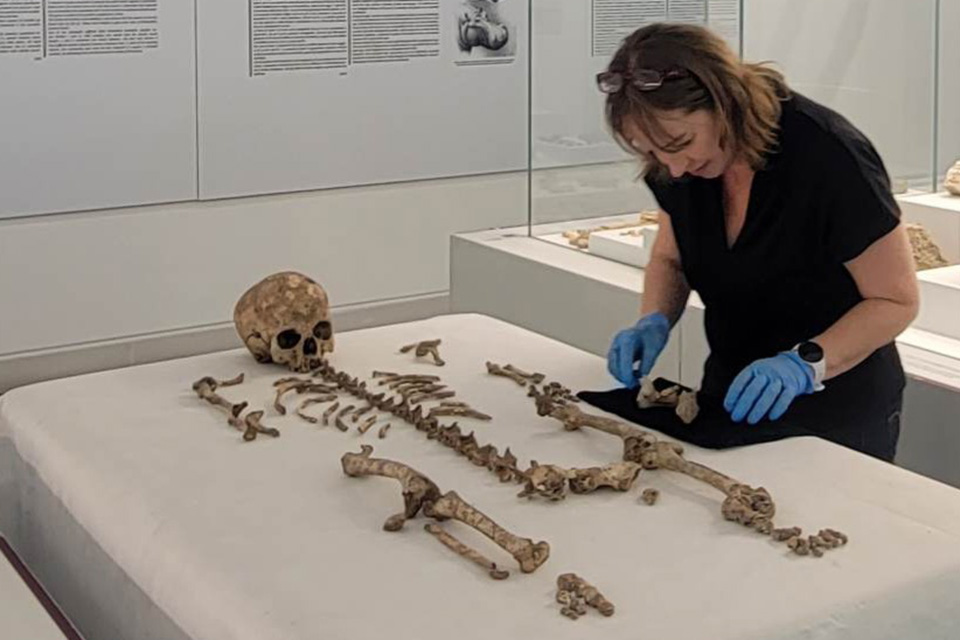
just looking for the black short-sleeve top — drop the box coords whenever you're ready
[644,92,904,401]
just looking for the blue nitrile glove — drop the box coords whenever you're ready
[723,352,816,424]
[607,312,671,387]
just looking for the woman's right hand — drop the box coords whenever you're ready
[607,312,671,387]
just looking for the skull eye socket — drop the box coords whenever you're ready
[313,321,332,340]
[277,329,301,350]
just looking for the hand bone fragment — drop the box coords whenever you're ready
[399,339,445,366]
[557,573,614,617]
[641,488,659,505]
[242,410,280,441]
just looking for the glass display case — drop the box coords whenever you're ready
[521,0,960,345]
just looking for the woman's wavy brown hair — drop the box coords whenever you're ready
[603,23,790,181]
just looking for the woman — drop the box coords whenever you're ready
[603,23,919,462]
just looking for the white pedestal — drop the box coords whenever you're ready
[916,265,960,341]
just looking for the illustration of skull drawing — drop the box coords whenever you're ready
[458,1,509,52]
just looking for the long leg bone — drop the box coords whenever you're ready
[424,523,510,580]
[341,445,443,531]
[527,385,776,533]
[342,446,550,573]
[503,364,546,384]
[427,491,550,573]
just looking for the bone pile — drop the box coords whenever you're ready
[486,362,849,558]
[191,374,280,441]
[561,211,660,249]
[637,377,700,425]
[342,445,550,578]
[555,573,615,620]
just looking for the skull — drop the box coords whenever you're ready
[233,271,334,372]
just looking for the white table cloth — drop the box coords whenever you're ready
[2,313,960,640]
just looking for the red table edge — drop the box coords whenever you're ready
[0,536,84,640]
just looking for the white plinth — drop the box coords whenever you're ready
[916,265,960,340]
[587,225,658,268]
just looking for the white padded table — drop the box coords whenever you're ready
[2,313,960,640]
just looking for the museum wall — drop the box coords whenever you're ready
[938,0,960,184]
[743,0,942,189]
[0,174,526,359]
[3,0,956,362]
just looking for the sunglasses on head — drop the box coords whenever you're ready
[596,68,688,94]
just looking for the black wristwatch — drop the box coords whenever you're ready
[794,341,825,390]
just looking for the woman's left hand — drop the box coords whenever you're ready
[724,352,816,424]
